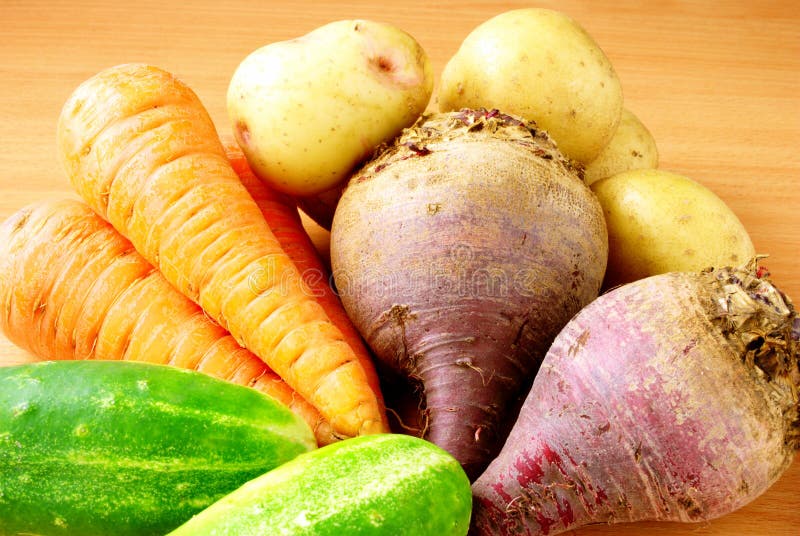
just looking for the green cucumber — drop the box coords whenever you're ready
[0,360,316,536]
[168,433,472,536]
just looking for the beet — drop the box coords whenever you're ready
[471,262,799,534]
[330,109,608,479]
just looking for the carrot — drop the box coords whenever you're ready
[56,63,389,439]
[0,198,336,445]
[224,142,386,410]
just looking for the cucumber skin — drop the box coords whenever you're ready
[168,433,473,536]
[0,360,316,536]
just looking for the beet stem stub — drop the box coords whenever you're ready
[706,258,800,447]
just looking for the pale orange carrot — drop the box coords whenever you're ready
[0,198,335,445]
[56,63,389,438]
[224,143,387,409]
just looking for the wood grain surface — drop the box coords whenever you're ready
[1,1,798,533]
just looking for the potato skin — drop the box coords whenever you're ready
[438,8,623,164]
[591,168,755,288]
[228,19,433,196]
[584,108,659,186]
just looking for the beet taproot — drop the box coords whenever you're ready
[330,109,608,479]
[471,260,799,535]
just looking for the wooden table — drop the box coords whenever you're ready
[2,1,798,533]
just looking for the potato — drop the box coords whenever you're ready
[438,8,623,164]
[227,19,433,196]
[584,108,659,185]
[592,169,756,288]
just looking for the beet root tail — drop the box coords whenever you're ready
[417,346,527,481]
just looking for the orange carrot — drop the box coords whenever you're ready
[224,143,386,409]
[56,63,389,438]
[0,198,336,445]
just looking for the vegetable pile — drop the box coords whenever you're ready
[0,7,797,536]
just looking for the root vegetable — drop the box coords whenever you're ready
[583,107,659,186]
[0,198,334,445]
[438,8,624,164]
[225,143,381,405]
[471,261,799,535]
[56,63,389,440]
[592,168,756,288]
[330,109,608,479]
[227,19,433,196]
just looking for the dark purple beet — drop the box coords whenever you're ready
[330,109,608,479]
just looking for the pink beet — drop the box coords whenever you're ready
[471,262,799,534]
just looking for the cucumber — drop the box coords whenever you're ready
[0,360,316,536]
[168,433,472,536]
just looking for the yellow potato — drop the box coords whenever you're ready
[228,20,433,196]
[584,108,659,185]
[438,8,623,164]
[591,169,755,288]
